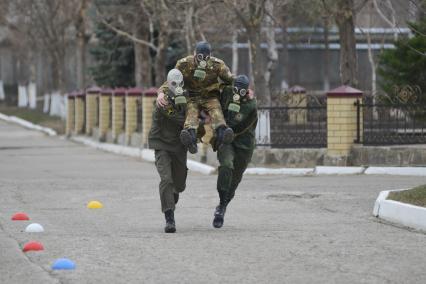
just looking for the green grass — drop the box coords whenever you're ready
[0,104,65,134]
[388,185,426,207]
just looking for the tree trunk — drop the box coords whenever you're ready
[335,0,358,87]
[281,5,289,91]
[76,36,87,89]
[133,21,152,87]
[154,30,168,86]
[323,17,330,91]
[231,31,239,74]
[184,2,196,54]
[248,28,269,105]
[264,0,278,100]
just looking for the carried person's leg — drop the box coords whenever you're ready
[154,150,177,233]
[181,98,199,154]
[202,97,234,148]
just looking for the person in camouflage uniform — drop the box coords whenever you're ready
[149,69,188,233]
[212,75,258,228]
[157,41,235,154]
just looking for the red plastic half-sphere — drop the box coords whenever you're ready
[11,212,30,221]
[23,241,44,252]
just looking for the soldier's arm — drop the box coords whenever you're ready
[233,106,258,135]
[158,81,169,94]
[217,62,234,85]
[157,104,186,127]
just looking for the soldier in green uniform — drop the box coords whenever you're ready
[157,41,235,154]
[213,75,258,228]
[149,69,188,233]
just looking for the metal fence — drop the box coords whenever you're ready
[356,91,426,145]
[256,94,327,148]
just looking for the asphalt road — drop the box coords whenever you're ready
[0,120,425,284]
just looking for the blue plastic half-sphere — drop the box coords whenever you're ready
[51,258,76,270]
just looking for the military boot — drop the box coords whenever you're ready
[213,204,227,228]
[180,128,198,154]
[164,209,176,233]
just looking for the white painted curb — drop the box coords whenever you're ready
[0,112,57,136]
[71,137,215,175]
[373,189,426,232]
[315,166,365,175]
[365,167,426,176]
[244,167,313,176]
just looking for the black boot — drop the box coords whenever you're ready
[164,209,176,233]
[180,129,198,154]
[213,204,227,228]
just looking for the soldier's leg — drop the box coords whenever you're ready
[217,144,235,204]
[202,97,234,148]
[200,123,214,163]
[170,150,188,205]
[155,150,177,233]
[227,148,254,204]
[154,150,176,212]
[181,98,199,154]
[213,144,235,228]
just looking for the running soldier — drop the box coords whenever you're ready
[213,75,258,228]
[149,69,188,233]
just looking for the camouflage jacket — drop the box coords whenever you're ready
[159,55,234,98]
[220,86,258,150]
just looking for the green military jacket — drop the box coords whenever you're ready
[159,55,234,98]
[148,93,186,152]
[220,86,258,150]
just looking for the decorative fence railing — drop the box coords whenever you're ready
[256,93,327,148]
[356,91,426,145]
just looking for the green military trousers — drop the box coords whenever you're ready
[155,150,188,212]
[217,144,253,205]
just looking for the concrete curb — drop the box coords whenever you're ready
[0,112,57,136]
[365,167,426,176]
[2,114,426,177]
[314,166,366,175]
[373,189,426,232]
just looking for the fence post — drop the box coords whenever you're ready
[125,88,142,145]
[99,89,112,141]
[142,88,158,147]
[66,92,75,137]
[74,91,86,134]
[112,88,126,142]
[85,87,101,136]
[326,85,363,165]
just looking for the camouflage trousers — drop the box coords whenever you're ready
[184,96,226,130]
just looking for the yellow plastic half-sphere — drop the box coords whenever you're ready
[87,201,103,209]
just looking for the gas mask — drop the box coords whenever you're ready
[193,41,212,81]
[193,53,210,81]
[167,69,186,105]
[228,75,250,113]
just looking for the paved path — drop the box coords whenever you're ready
[0,120,425,284]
